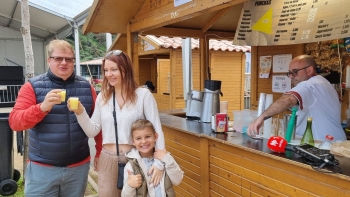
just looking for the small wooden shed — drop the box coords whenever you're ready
[111,34,250,117]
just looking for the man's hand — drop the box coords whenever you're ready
[40,89,62,112]
[148,165,164,186]
[67,99,84,115]
[247,116,264,137]
[127,170,142,188]
[94,157,99,171]
[154,148,167,160]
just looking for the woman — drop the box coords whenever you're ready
[68,50,165,197]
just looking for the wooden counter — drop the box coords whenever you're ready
[159,110,350,196]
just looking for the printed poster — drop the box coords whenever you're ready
[259,56,272,78]
[272,75,291,93]
[273,54,292,73]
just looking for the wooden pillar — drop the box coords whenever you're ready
[133,34,139,84]
[126,23,139,84]
[241,53,246,110]
[127,23,132,59]
[251,46,258,109]
[200,36,209,90]
[170,49,176,109]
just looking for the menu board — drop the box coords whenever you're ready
[232,0,350,46]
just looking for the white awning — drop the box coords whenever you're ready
[0,0,93,40]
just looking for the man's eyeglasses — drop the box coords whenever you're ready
[50,56,75,63]
[106,50,123,57]
[287,66,311,77]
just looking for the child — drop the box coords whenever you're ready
[122,119,183,197]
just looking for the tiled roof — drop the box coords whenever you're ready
[146,35,251,52]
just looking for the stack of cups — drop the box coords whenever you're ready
[257,93,266,117]
[263,94,273,139]
[257,93,266,137]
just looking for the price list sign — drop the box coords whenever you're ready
[233,0,350,46]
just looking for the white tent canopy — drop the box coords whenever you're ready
[0,0,93,40]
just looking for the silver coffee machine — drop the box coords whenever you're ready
[186,90,204,120]
[200,80,222,123]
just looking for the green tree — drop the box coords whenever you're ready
[65,27,107,61]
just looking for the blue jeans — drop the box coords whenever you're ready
[24,161,90,197]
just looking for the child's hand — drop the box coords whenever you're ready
[148,166,164,186]
[127,170,142,188]
[154,148,167,160]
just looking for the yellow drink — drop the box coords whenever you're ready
[69,97,79,110]
[59,89,66,102]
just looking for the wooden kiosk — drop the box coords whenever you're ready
[83,0,350,196]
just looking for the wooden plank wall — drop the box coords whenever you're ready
[251,44,304,112]
[163,126,205,196]
[210,51,245,119]
[153,94,170,110]
[163,125,350,196]
[209,140,350,196]
[157,59,171,94]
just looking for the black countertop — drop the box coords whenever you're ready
[159,112,350,178]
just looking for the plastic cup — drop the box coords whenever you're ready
[59,89,66,102]
[69,97,79,110]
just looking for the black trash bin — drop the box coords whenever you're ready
[0,113,20,196]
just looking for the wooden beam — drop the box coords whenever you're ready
[138,48,171,56]
[201,7,231,33]
[131,0,246,33]
[82,0,102,34]
[142,27,235,38]
[139,35,161,49]
[108,33,124,51]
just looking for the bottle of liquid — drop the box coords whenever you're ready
[300,117,315,146]
[318,135,334,150]
[285,107,298,143]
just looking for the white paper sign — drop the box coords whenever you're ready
[272,75,291,93]
[273,54,292,73]
[259,56,272,78]
[174,0,192,7]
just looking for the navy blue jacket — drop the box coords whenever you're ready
[28,70,93,166]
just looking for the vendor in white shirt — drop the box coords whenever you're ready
[248,55,346,141]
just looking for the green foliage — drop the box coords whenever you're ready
[64,27,107,61]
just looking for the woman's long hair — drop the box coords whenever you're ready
[101,51,138,105]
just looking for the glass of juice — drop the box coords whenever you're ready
[69,97,79,110]
[59,89,66,102]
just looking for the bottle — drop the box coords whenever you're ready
[318,135,334,150]
[285,107,298,143]
[300,117,315,146]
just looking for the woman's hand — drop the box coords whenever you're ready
[67,99,84,115]
[154,148,167,160]
[148,165,164,186]
[127,170,142,188]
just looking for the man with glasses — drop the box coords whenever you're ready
[9,40,102,197]
[248,55,346,141]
